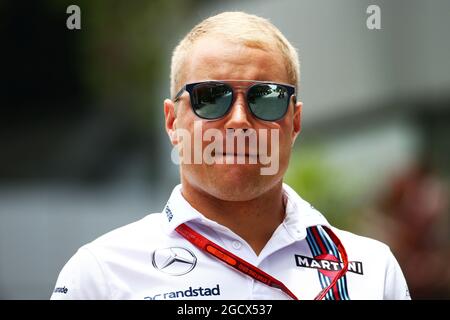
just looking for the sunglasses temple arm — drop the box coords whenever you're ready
[173,85,186,102]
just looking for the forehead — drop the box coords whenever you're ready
[184,36,289,84]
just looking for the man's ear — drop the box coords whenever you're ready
[291,100,302,145]
[164,99,178,146]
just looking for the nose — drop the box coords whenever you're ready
[224,93,252,131]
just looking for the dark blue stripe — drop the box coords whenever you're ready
[306,228,332,299]
[306,227,335,300]
[306,229,331,299]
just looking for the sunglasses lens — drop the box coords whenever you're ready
[248,84,289,121]
[191,83,233,119]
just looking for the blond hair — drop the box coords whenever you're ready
[170,11,300,98]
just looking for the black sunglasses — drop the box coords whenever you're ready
[173,80,296,121]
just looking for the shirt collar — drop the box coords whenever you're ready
[162,183,330,237]
[281,183,330,240]
[162,184,203,234]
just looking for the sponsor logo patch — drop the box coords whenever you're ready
[152,247,197,276]
[53,286,69,294]
[144,284,221,300]
[295,254,364,276]
[165,205,173,222]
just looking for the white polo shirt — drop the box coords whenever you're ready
[50,183,410,300]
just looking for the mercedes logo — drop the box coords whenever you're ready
[152,247,197,276]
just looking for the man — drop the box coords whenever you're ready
[51,11,410,300]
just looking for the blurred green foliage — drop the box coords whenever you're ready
[285,144,358,230]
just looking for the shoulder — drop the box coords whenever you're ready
[329,226,410,299]
[51,212,167,300]
[330,226,391,256]
[88,212,166,249]
[327,226,396,274]
[80,212,169,263]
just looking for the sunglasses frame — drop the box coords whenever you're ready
[173,80,296,121]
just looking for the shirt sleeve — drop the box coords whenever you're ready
[383,248,411,300]
[50,246,110,300]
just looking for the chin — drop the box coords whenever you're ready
[206,183,263,201]
[182,164,284,201]
[206,172,279,202]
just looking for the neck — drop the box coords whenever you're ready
[181,180,286,255]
